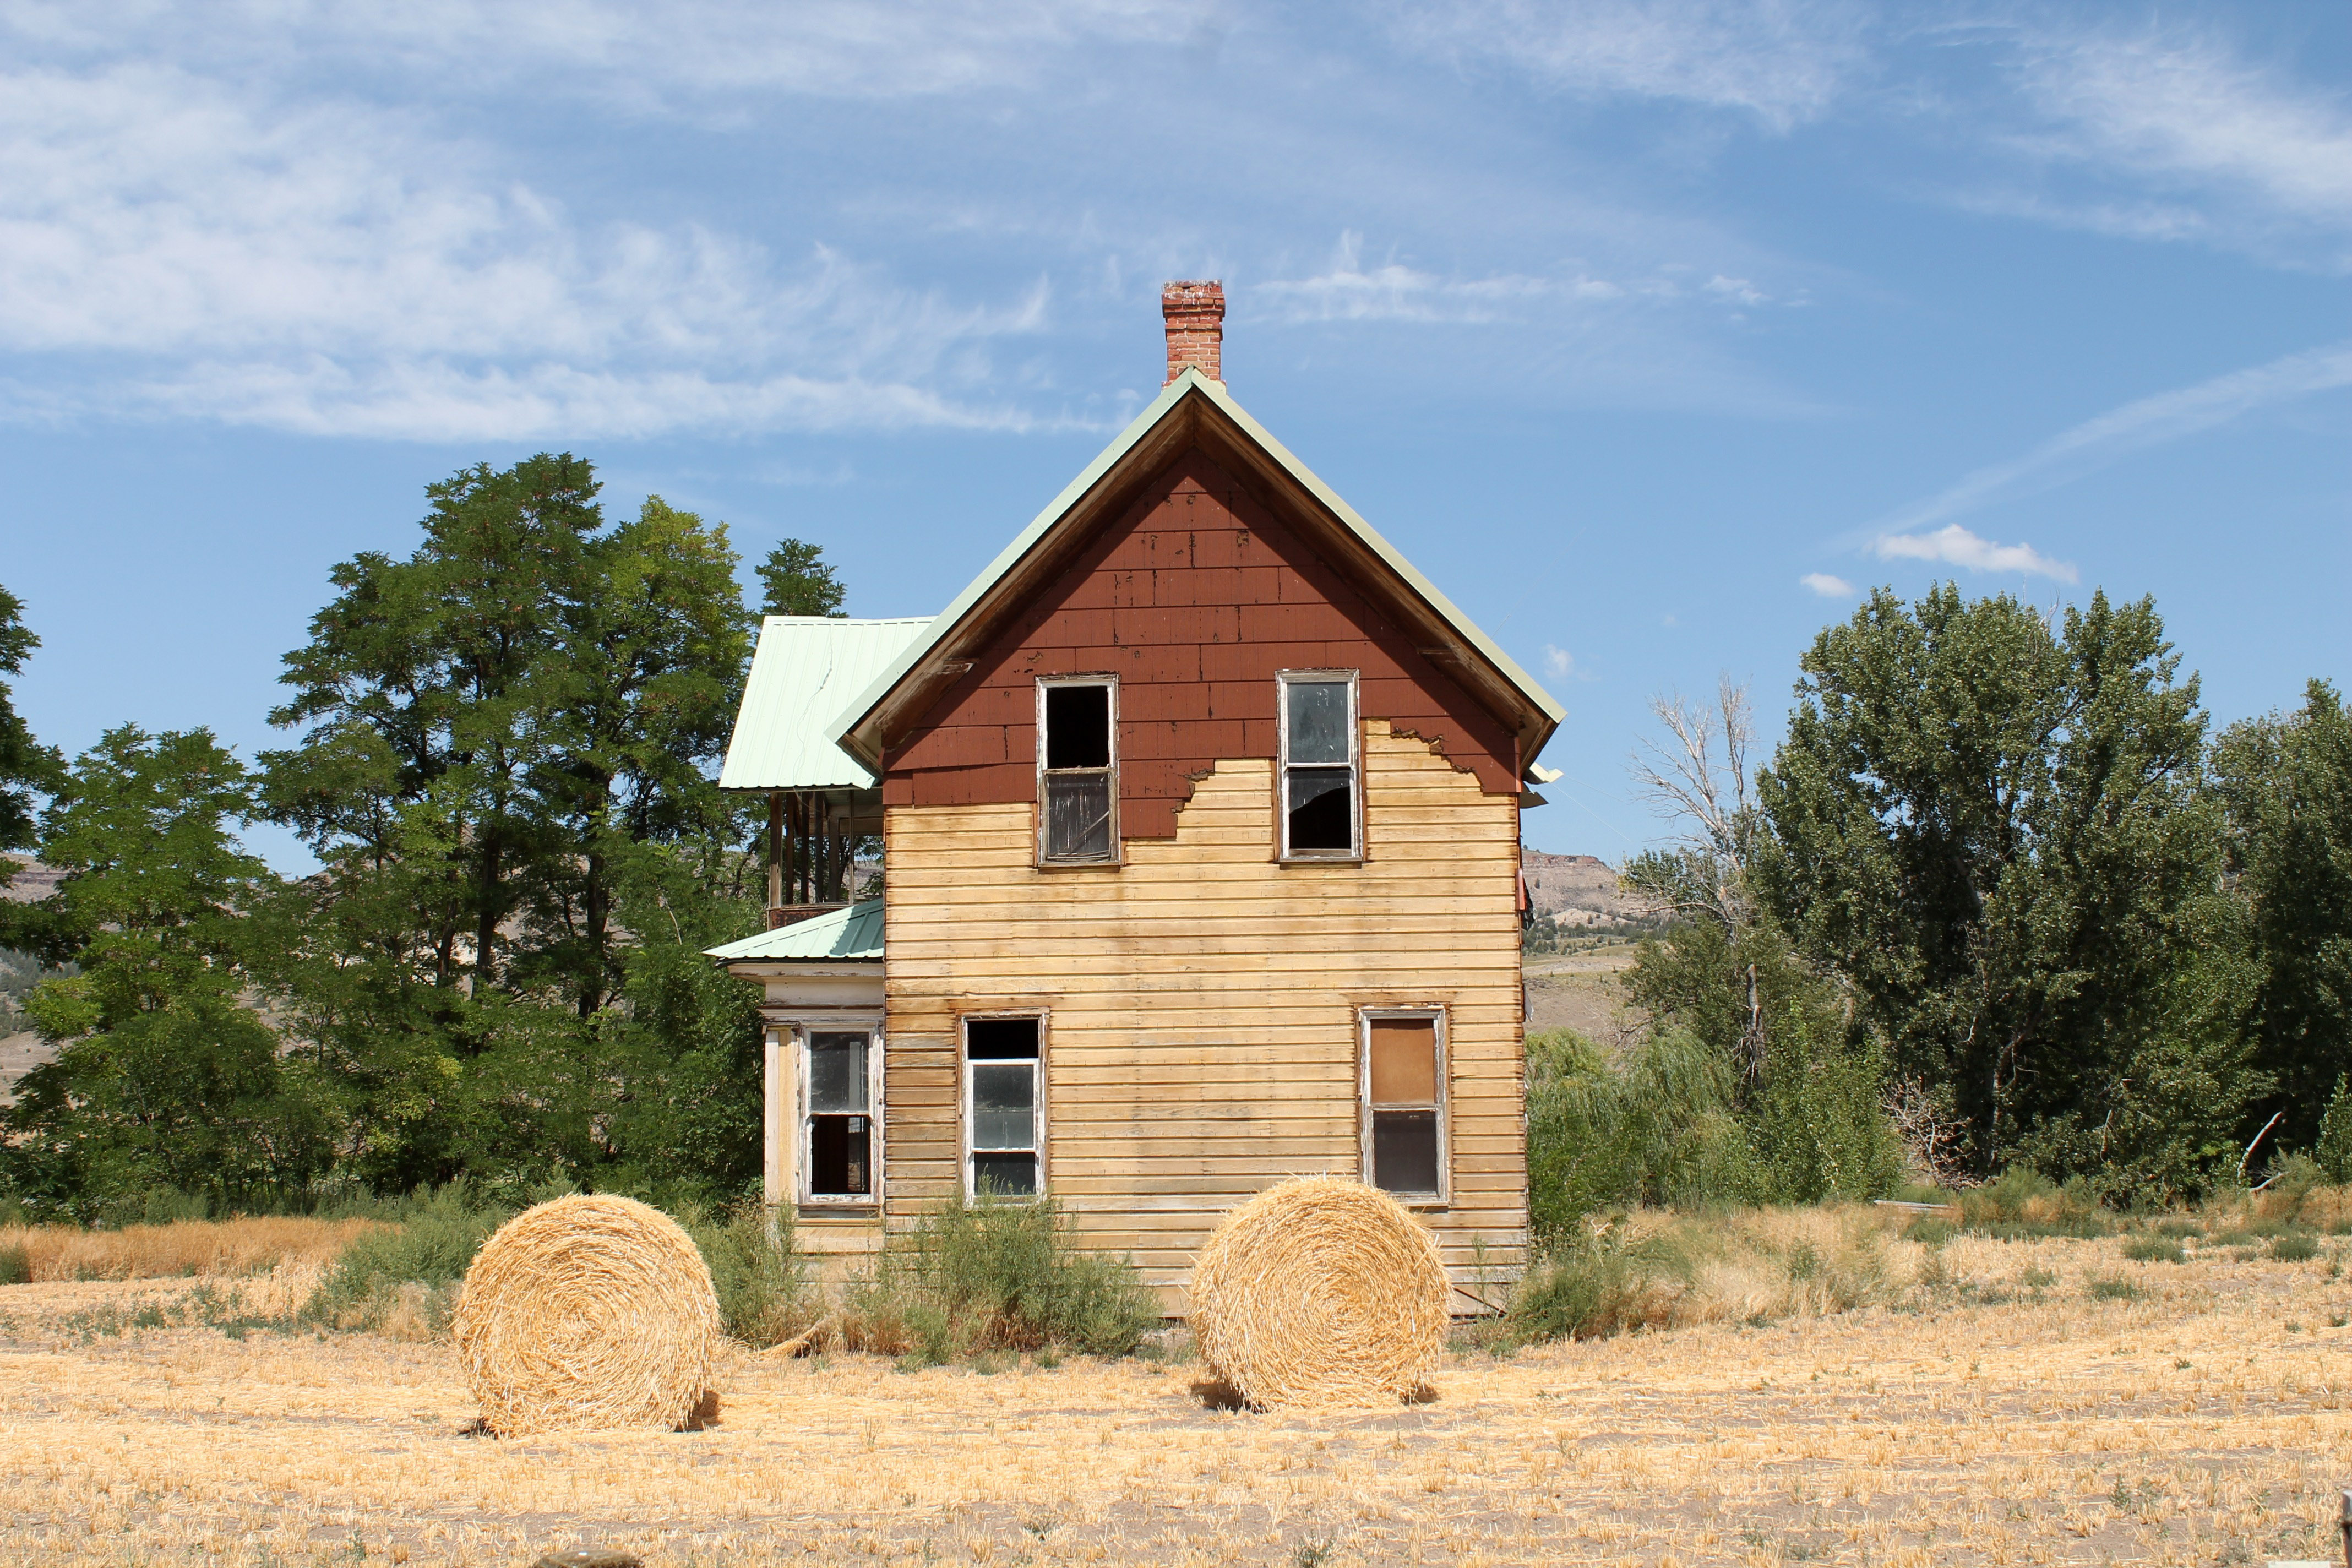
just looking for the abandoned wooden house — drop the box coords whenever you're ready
[708,281,1564,1310]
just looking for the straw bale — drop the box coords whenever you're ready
[453,1195,722,1438]
[1187,1177,1449,1409]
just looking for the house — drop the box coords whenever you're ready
[707,282,1563,1310]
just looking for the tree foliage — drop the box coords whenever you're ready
[2,727,324,1214]
[2212,680,2352,1148]
[755,538,846,618]
[1754,586,2256,1193]
[0,582,64,875]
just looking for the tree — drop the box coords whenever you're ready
[1754,586,2256,1193]
[257,455,756,1193]
[2212,680,2352,1149]
[0,582,63,876]
[755,539,846,618]
[1620,677,1761,938]
[2,727,322,1214]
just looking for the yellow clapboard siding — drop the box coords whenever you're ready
[879,724,1527,1294]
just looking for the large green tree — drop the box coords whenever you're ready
[257,454,758,1195]
[2212,680,2352,1148]
[0,583,63,881]
[1755,586,2256,1194]
[3,727,322,1214]
[754,538,846,618]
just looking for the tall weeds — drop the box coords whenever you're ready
[838,1194,1157,1363]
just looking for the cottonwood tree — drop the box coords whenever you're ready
[2212,679,2352,1150]
[1755,585,2258,1194]
[0,583,62,897]
[3,728,322,1213]
[258,455,758,1195]
[755,538,846,618]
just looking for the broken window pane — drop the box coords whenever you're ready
[1043,684,1111,769]
[1286,679,1351,765]
[1044,772,1113,859]
[972,1151,1038,1196]
[966,1017,1040,1060]
[1373,1110,1439,1195]
[809,1114,871,1196]
[1286,766,1353,852]
[971,1061,1036,1151]
[808,1032,869,1114]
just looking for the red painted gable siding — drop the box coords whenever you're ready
[883,446,1519,837]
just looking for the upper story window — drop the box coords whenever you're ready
[1278,671,1360,859]
[1037,677,1117,863]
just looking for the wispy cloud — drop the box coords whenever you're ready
[2,0,1199,106]
[1543,645,1596,682]
[1389,0,1870,131]
[0,63,1071,438]
[1873,340,2352,539]
[1872,524,2075,584]
[1799,572,1853,597]
[2014,28,2352,236]
[1255,233,1603,325]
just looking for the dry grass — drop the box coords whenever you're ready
[4,1221,2350,1565]
[0,1215,379,1282]
[453,1195,723,1439]
[1190,1178,1449,1411]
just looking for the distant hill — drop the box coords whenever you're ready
[1521,850,1656,930]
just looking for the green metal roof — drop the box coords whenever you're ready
[704,899,883,963]
[830,367,1564,771]
[718,617,932,792]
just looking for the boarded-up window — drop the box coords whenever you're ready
[1364,1014,1442,1199]
[966,1015,1042,1196]
[805,1030,873,1200]
[1038,680,1116,862]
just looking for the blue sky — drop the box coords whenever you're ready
[2,0,2345,867]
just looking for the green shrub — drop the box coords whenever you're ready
[1907,1217,1956,1249]
[1957,1170,2113,1239]
[1525,1028,1760,1234]
[2272,1234,2320,1262]
[305,1185,511,1331]
[688,1202,818,1347]
[2152,1218,2203,1239]
[1508,1247,1675,1342]
[842,1193,1157,1363]
[2316,1079,2352,1185]
[2087,1274,2142,1301]
[0,1242,29,1285]
[2121,1235,2185,1264]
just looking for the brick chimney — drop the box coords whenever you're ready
[1162,280,1224,384]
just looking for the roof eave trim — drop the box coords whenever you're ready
[830,365,1565,767]
[828,372,1208,769]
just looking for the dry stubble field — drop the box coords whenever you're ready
[2,1228,2348,1567]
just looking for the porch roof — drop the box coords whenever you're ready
[703,899,884,963]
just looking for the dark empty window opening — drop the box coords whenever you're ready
[965,1015,1042,1197]
[1281,673,1359,857]
[1039,680,1116,862]
[805,1030,872,1200]
[1364,1014,1444,1200]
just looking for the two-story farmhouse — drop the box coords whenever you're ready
[709,282,1562,1311]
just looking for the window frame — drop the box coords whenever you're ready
[1275,668,1363,862]
[1035,675,1120,867]
[960,1010,1048,1201]
[791,1017,885,1209]
[1357,1006,1449,1207]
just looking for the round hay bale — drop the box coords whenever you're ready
[453,1194,722,1438]
[1188,1177,1450,1409]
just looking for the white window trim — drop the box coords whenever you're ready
[961,1010,1048,1201]
[1036,674,1120,866]
[1276,668,1363,862]
[791,1017,885,1208]
[1358,1006,1449,1207]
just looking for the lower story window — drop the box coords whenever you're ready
[1363,1012,1444,1199]
[805,1030,873,1200]
[965,1015,1041,1196]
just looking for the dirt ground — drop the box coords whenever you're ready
[3,1233,2349,1567]
[1523,946,1640,1043]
